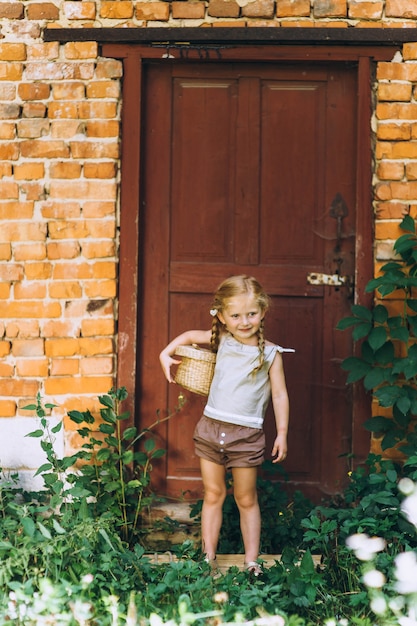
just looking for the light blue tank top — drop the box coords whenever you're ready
[204,334,294,429]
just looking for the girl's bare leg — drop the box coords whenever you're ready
[199,458,227,559]
[232,466,261,564]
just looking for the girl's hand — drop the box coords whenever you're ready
[271,433,287,463]
[159,352,181,383]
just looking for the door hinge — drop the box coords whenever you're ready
[307,272,352,287]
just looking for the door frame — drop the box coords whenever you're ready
[102,42,397,471]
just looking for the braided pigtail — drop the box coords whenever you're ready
[252,319,266,373]
[210,317,222,354]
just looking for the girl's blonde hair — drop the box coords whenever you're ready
[210,275,270,370]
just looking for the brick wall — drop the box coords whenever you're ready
[0,0,416,482]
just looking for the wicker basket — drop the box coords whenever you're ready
[174,345,216,396]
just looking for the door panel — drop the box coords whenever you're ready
[138,62,357,501]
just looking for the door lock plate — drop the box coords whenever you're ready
[307,272,352,287]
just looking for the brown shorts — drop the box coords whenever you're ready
[193,415,265,470]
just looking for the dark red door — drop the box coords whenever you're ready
[138,61,357,501]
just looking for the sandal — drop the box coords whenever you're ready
[244,561,263,578]
[203,556,222,579]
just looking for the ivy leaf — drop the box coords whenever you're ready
[364,367,386,390]
[353,322,372,341]
[400,214,416,233]
[363,415,392,433]
[372,305,389,324]
[368,326,387,351]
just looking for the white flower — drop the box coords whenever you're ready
[370,595,387,616]
[399,478,416,496]
[363,569,386,589]
[402,491,417,528]
[395,551,417,594]
[346,533,386,561]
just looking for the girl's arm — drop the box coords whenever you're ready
[269,352,290,463]
[159,329,212,383]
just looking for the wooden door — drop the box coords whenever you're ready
[138,61,357,502]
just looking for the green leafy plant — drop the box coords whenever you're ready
[24,387,184,545]
[337,214,417,455]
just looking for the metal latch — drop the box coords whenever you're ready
[307,272,352,287]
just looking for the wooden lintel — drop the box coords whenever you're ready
[43,26,417,46]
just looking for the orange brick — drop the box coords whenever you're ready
[47,241,81,259]
[45,338,81,357]
[70,140,119,159]
[386,0,417,19]
[0,244,11,261]
[42,320,80,338]
[49,281,83,299]
[83,162,116,179]
[0,301,60,318]
[92,261,116,279]
[14,283,47,299]
[27,2,59,19]
[86,81,120,99]
[18,82,50,100]
[78,337,113,356]
[78,101,117,119]
[0,201,33,220]
[172,1,206,18]
[276,0,310,16]
[14,243,46,261]
[0,122,15,140]
[0,400,17,417]
[20,182,45,202]
[24,262,52,280]
[25,62,95,81]
[0,162,11,177]
[11,339,44,357]
[22,102,47,118]
[378,82,412,102]
[208,0,239,17]
[17,119,50,138]
[0,63,23,81]
[374,202,409,219]
[49,180,117,201]
[100,1,133,19]
[6,321,40,338]
[80,357,113,375]
[84,280,117,298]
[375,220,404,240]
[0,263,23,282]
[376,122,411,141]
[0,143,19,160]
[86,120,119,138]
[0,362,14,377]
[50,161,82,179]
[348,1,383,18]
[0,43,26,61]
[51,120,83,139]
[0,341,11,357]
[95,59,123,79]
[20,140,70,159]
[242,0,274,17]
[391,181,417,200]
[14,162,45,180]
[48,102,78,119]
[406,163,417,180]
[0,380,39,396]
[52,82,85,100]
[64,1,96,20]
[44,376,113,396]
[26,42,59,61]
[0,3,24,18]
[83,201,115,218]
[376,161,404,180]
[41,201,80,219]
[81,319,115,337]
[47,221,89,240]
[87,221,116,238]
[313,0,347,16]
[64,42,98,60]
[16,358,49,377]
[135,1,170,20]
[0,181,18,199]
[50,359,80,376]
[82,241,115,259]
[0,83,16,100]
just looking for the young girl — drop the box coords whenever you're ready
[159,275,292,578]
